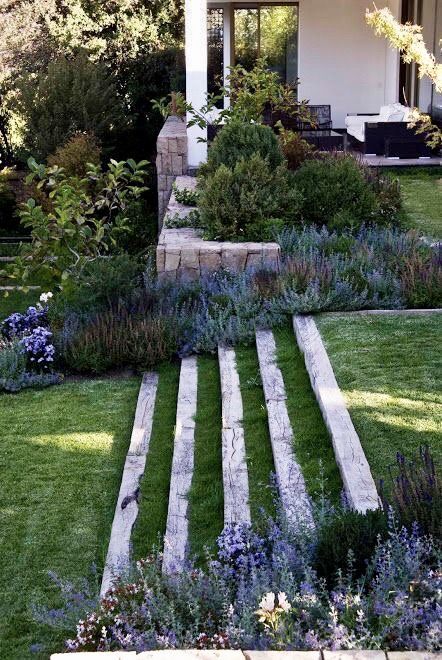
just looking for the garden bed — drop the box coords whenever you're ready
[156,176,280,281]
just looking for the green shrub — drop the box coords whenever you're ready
[314,508,388,584]
[278,128,315,170]
[14,157,149,286]
[112,199,158,254]
[172,183,199,206]
[365,168,405,225]
[202,122,284,176]
[0,180,17,235]
[49,255,144,323]
[17,54,126,159]
[294,154,379,228]
[63,304,177,374]
[198,154,303,241]
[47,133,102,177]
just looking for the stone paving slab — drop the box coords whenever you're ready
[323,652,386,660]
[219,345,251,525]
[255,330,314,529]
[244,652,321,659]
[51,651,442,658]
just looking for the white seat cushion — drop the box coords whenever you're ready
[346,122,365,142]
[345,115,381,142]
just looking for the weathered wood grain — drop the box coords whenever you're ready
[293,315,380,513]
[256,330,314,529]
[101,373,159,596]
[163,356,198,573]
[218,345,251,526]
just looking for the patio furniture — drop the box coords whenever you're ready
[300,129,344,151]
[264,104,333,131]
[345,103,436,157]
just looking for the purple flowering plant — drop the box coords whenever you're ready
[1,292,57,377]
[38,499,441,655]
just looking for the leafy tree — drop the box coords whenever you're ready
[10,157,149,286]
[366,6,441,149]
[16,54,126,160]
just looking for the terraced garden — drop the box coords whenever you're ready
[1,308,441,658]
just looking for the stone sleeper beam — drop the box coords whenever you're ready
[163,356,198,573]
[293,315,380,514]
[101,372,159,596]
[218,345,251,526]
[256,330,314,530]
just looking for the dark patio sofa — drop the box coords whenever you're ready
[346,110,438,158]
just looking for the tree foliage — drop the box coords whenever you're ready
[11,157,149,286]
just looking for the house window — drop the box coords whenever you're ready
[208,7,224,103]
[234,4,299,85]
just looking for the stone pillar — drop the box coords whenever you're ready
[156,117,188,229]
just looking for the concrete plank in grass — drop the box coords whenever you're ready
[218,345,251,526]
[163,356,198,573]
[255,330,314,528]
[293,315,380,513]
[101,372,159,596]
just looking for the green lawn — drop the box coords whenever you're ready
[316,313,442,489]
[0,377,139,660]
[275,325,342,502]
[132,361,180,558]
[389,167,442,240]
[236,346,276,519]
[189,356,224,559]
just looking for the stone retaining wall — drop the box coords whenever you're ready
[51,650,441,659]
[156,176,281,281]
[156,117,188,225]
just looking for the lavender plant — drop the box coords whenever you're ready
[41,504,441,654]
[53,225,440,373]
[380,446,442,541]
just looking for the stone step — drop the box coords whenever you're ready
[293,315,380,513]
[163,356,198,573]
[255,330,314,529]
[101,373,159,596]
[218,345,251,526]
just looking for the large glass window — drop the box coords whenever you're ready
[208,7,224,102]
[234,4,298,84]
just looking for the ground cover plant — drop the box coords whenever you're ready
[316,313,442,486]
[42,492,441,654]
[0,377,139,659]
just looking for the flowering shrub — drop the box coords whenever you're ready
[1,305,48,340]
[0,292,60,390]
[20,327,55,370]
[43,503,441,654]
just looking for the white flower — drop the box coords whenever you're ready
[259,592,275,612]
[39,291,53,304]
[278,592,292,612]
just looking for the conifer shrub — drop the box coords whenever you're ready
[202,121,284,176]
[198,154,303,241]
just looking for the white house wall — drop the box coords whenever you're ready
[296,0,401,127]
[205,0,401,130]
